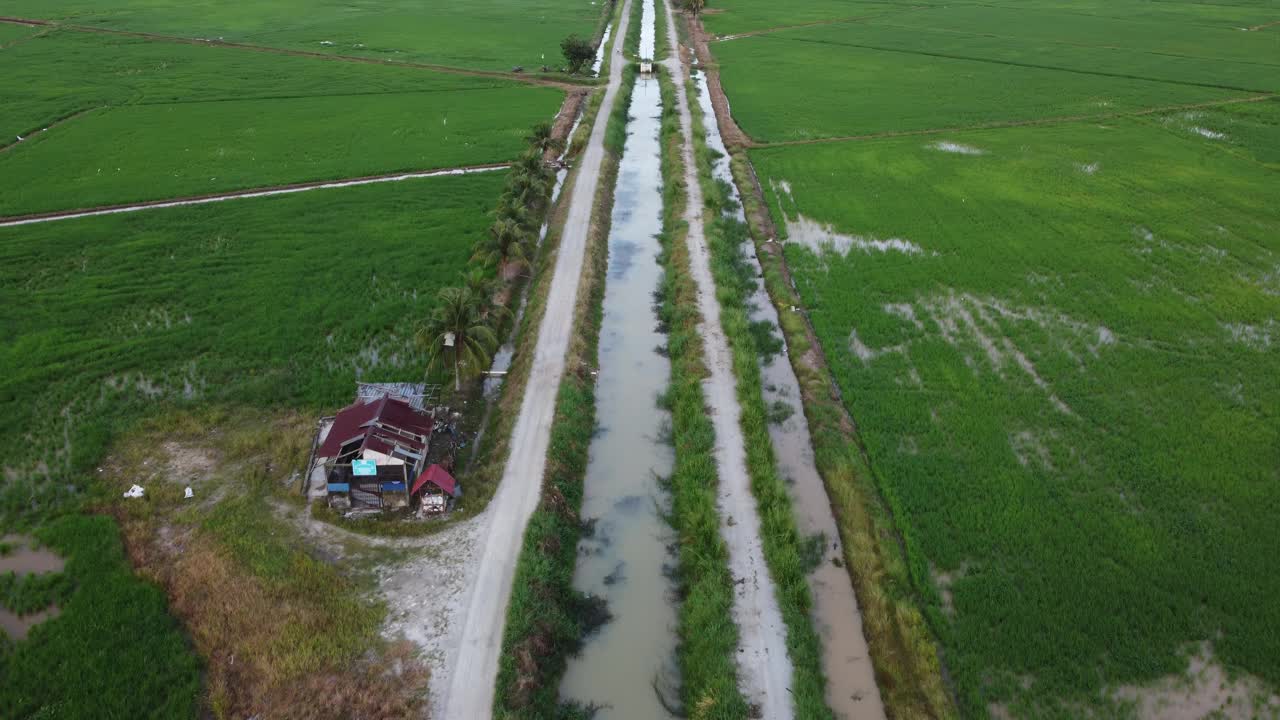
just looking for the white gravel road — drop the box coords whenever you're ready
[435,2,635,717]
[661,3,796,718]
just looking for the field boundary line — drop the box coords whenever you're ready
[0,164,510,227]
[711,10,910,42]
[759,33,1275,95]
[862,19,1280,69]
[0,16,588,91]
[1,106,103,153]
[754,93,1276,148]
[1246,19,1280,31]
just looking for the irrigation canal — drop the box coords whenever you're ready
[559,0,680,716]
[689,61,888,720]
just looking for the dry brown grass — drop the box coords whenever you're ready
[103,407,430,719]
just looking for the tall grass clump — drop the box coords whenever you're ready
[656,68,750,720]
[682,73,834,720]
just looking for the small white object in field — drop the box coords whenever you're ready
[15,135,22,142]
[123,485,146,499]
[184,487,194,499]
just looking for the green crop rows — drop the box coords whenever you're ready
[0,30,562,215]
[703,0,1280,715]
[750,110,1280,714]
[0,174,498,524]
[1,0,601,72]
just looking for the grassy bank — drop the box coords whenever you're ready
[732,141,956,716]
[728,135,955,720]
[681,70,833,720]
[656,69,749,720]
[492,64,636,720]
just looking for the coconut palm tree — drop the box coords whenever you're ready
[461,266,496,302]
[525,121,563,157]
[472,217,526,268]
[418,286,499,392]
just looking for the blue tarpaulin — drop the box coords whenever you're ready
[327,483,351,493]
[381,482,407,493]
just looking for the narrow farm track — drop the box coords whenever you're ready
[663,2,795,717]
[436,0,634,717]
[762,33,1274,94]
[0,164,511,227]
[0,16,583,91]
[756,92,1277,148]
[712,12,903,42]
[0,106,102,154]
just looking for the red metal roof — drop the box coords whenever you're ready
[317,396,433,458]
[412,464,459,497]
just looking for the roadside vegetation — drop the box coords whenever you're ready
[314,119,583,538]
[655,68,750,720]
[492,64,636,720]
[682,70,835,719]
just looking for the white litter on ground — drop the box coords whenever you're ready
[929,141,986,155]
[123,484,145,498]
[1077,162,1101,175]
[1191,127,1227,140]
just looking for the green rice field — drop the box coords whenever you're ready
[0,0,602,72]
[0,31,561,215]
[0,173,498,522]
[709,0,1278,143]
[705,0,1280,715]
[751,86,1280,720]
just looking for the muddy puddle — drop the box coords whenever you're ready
[0,534,66,641]
[560,1,679,714]
[690,73,887,720]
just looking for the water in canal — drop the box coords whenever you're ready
[690,67,887,719]
[559,1,678,715]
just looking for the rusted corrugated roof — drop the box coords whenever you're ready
[317,396,433,458]
[412,464,459,498]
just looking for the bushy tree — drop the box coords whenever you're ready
[561,34,595,74]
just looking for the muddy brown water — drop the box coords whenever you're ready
[560,3,680,714]
[0,534,66,641]
[691,71,887,720]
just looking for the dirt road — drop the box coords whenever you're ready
[435,1,634,718]
[661,3,795,718]
[0,164,509,228]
